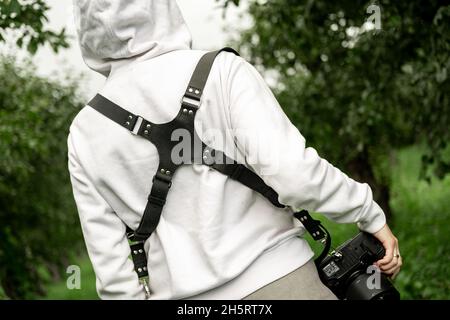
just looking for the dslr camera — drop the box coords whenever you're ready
[294,210,400,300]
[317,232,400,300]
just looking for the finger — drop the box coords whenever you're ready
[391,269,401,280]
[379,255,398,271]
[379,238,399,265]
[383,264,400,276]
[377,243,394,266]
[383,257,402,276]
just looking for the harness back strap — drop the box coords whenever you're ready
[88,48,331,280]
[88,48,284,243]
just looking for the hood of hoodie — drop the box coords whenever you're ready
[73,0,192,76]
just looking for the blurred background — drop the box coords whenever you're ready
[0,0,448,300]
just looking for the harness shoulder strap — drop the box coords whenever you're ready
[133,48,245,241]
[87,48,330,284]
[87,48,322,241]
[183,47,238,103]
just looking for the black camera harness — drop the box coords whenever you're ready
[87,48,331,297]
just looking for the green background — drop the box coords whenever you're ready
[0,0,449,299]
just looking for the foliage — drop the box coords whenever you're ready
[0,0,68,54]
[220,0,450,217]
[389,146,450,299]
[42,148,450,300]
[0,57,83,299]
[217,0,450,299]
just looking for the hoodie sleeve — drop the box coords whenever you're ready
[226,56,386,234]
[67,133,147,300]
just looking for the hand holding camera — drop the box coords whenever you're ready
[297,210,403,300]
[372,224,403,280]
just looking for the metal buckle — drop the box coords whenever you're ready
[181,95,201,109]
[131,116,143,135]
[126,230,136,241]
[152,172,172,188]
[140,277,151,299]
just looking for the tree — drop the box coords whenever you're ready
[0,57,83,299]
[0,0,78,298]
[0,0,68,54]
[220,0,450,218]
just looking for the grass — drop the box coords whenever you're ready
[43,255,98,300]
[42,146,450,299]
[387,147,450,299]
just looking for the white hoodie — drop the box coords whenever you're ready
[68,0,386,300]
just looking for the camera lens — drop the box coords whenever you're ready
[345,273,400,300]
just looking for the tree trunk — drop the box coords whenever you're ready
[347,149,392,221]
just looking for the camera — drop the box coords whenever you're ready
[317,232,400,300]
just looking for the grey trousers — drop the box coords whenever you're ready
[243,259,338,300]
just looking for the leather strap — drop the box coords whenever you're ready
[210,162,284,208]
[183,47,239,102]
[87,48,283,241]
[130,242,148,278]
[88,94,143,134]
[88,48,331,277]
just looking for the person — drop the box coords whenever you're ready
[68,0,402,300]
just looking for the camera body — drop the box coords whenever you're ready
[317,232,400,300]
